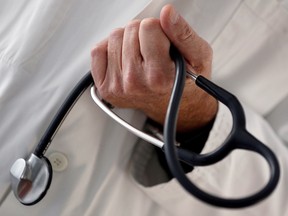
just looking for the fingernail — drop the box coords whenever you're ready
[170,6,179,24]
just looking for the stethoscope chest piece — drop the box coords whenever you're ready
[9,73,93,206]
[8,48,280,208]
[10,154,52,205]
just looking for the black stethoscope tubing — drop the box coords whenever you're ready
[13,46,280,208]
[164,46,280,208]
[33,73,94,157]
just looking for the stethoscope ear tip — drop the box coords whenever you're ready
[10,154,52,205]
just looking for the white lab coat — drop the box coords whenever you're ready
[0,0,288,215]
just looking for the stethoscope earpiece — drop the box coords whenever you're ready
[10,154,52,205]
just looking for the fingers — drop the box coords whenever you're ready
[138,18,175,91]
[139,18,170,65]
[159,4,217,130]
[160,4,213,75]
[122,20,142,69]
[91,38,108,89]
[121,18,173,93]
[91,28,125,103]
[91,18,174,100]
[121,20,143,94]
[107,28,124,93]
[90,7,217,131]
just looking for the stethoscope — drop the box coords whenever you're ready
[10,46,280,208]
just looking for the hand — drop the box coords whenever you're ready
[91,4,217,132]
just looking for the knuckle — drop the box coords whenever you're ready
[109,28,124,39]
[154,70,174,91]
[111,81,123,95]
[146,67,171,92]
[123,82,134,94]
[122,65,144,95]
[91,44,105,58]
[140,18,160,31]
[123,72,137,93]
[147,73,161,88]
[125,19,141,31]
[178,24,196,43]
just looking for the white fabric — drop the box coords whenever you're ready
[130,102,288,216]
[0,0,288,215]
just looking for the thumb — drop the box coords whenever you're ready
[160,4,212,74]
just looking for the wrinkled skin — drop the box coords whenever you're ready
[91,4,217,132]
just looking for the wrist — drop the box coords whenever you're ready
[176,86,218,132]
